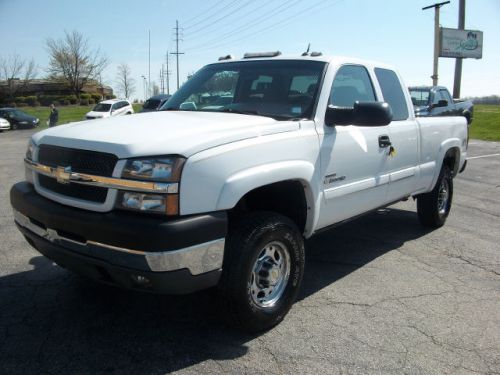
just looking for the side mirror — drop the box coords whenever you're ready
[325,101,393,127]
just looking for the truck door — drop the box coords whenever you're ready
[374,68,419,202]
[316,64,391,229]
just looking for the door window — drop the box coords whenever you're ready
[439,89,452,104]
[329,65,376,107]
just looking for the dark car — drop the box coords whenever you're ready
[409,86,473,125]
[0,108,40,130]
[140,94,171,112]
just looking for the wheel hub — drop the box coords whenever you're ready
[437,178,449,215]
[249,241,291,308]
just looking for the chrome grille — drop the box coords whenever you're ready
[37,145,118,203]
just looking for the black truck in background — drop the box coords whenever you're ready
[409,86,473,125]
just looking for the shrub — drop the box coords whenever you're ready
[80,93,91,100]
[17,102,28,107]
[26,96,38,106]
[106,94,116,100]
[79,99,89,106]
[38,95,61,106]
[65,95,78,104]
[91,93,101,103]
[88,98,95,105]
[15,96,26,103]
[33,100,41,107]
[7,102,16,107]
[61,99,70,106]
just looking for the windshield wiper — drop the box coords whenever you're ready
[219,108,261,116]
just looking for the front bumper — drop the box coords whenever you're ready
[11,182,227,294]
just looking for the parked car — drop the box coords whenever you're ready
[140,94,171,112]
[409,86,473,124]
[11,54,468,332]
[85,99,134,120]
[0,108,39,129]
[0,117,10,131]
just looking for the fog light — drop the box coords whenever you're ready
[117,191,179,215]
[119,192,166,212]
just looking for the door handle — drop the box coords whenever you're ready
[378,135,392,148]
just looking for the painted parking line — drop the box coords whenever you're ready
[467,153,500,160]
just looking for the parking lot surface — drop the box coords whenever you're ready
[0,129,499,375]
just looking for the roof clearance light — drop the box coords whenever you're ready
[243,51,282,59]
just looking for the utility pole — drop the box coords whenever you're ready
[170,20,184,90]
[160,67,164,94]
[165,52,171,95]
[148,30,151,97]
[423,1,450,86]
[453,0,466,98]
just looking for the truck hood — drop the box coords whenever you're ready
[32,111,299,159]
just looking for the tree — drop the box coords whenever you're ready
[46,30,108,98]
[115,63,135,98]
[0,54,37,99]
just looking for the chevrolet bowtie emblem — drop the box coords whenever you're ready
[55,166,71,184]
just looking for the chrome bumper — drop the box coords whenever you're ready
[14,210,224,275]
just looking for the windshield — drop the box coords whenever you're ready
[409,89,430,107]
[161,60,326,120]
[143,99,162,109]
[92,103,112,112]
[10,109,27,117]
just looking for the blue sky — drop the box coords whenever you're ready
[1,0,499,100]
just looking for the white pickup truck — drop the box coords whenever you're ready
[11,53,468,331]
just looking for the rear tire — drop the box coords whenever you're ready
[11,123,18,130]
[417,165,453,228]
[218,212,305,332]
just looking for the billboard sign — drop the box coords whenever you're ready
[440,28,483,59]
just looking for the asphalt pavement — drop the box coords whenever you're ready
[0,129,498,374]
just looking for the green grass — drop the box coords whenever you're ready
[469,104,500,141]
[19,104,500,141]
[21,104,143,130]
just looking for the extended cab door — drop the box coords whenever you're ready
[374,68,419,202]
[316,64,391,228]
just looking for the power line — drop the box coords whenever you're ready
[184,0,302,51]
[181,0,232,28]
[188,0,343,56]
[185,0,255,36]
[183,0,242,30]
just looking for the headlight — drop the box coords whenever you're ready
[117,156,185,215]
[122,157,185,182]
[26,140,35,161]
[25,140,36,184]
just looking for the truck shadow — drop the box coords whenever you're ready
[0,207,430,374]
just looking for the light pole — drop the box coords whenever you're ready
[141,75,147,102]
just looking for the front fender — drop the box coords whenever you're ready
[216,160,315,210]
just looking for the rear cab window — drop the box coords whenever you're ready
[374,68,409,121]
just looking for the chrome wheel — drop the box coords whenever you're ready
[437,178,449,215]
[249,241,291,308]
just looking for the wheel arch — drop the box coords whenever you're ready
[216,161,316,235]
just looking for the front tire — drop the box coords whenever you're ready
[417,165,453,228]
[218,212,305,332]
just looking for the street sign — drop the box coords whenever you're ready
[440,27,483,59]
